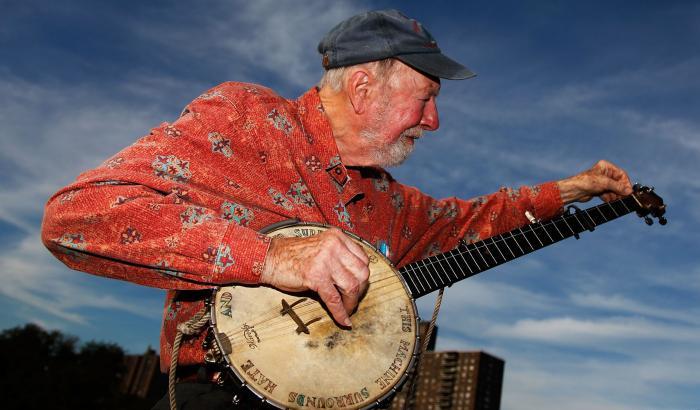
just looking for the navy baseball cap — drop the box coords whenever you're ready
[318,9,475,80]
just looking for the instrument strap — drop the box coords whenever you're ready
[169,305,211,410]
[404,287,445,408]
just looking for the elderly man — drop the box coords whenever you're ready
[42,9,631,409]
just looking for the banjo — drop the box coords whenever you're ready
[208,185,666,409]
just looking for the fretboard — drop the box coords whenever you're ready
[400,195,640,299]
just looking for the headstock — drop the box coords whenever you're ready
[631,184,667,226]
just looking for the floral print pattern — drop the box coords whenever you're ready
[266,109,293,135]
[152,155,191,182]
[180,206,213,228]
[208,132,233,158]
[220,202,254,226]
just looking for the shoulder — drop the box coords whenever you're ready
[200,82,291,108]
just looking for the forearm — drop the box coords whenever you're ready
[392,181,563,267]
[42,182,269,289]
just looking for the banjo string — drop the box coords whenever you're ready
[219,272,403,336]
[221,282,411,346]
[219,274,404,340]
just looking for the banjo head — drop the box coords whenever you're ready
[211,223,419,409]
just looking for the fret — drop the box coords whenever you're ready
[449,249,470,279]
[530,224,545,247]
[443,250,467,280]
[420,257,441,288]
[548,218,566,239]
[619,197,632,212]
[452,246,474,274]
[581,209,598,230]
[560,215,578,236]
[489,236,508,262]
[594,205,608,222]
[454,246,476,276]
[413,260,429,293]
[465,243,486,271]
[520,224,544,250]
[482,241,501,265]
[433,254,456,283]
[497,234,517,259]
[606,201,620,217]
[611,199,630,216]
[569,212,589,233]
[428,259,445,289]
[536,222,555,243]
[516,228,535,251]
[438,253,460,282]
[460,246,482,274]
[598,203,618,221]
[504,230,525,256]
[403,265,420,295]
[587,205,607,226]
[472,244,491,268]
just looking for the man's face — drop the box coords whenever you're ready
[360,63,441,167]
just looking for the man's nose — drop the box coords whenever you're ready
[420,98,439,131]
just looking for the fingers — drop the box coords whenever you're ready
[317,281,352,327]
[261,228,370,328]
[321,229,370,325]
[595,160,633,201]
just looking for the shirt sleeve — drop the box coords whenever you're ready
[391,181,563,267]
[41,84,273,290]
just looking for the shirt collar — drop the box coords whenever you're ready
[294,87,363,206]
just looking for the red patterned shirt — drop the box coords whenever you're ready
[41,82,562,371]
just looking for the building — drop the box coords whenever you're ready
[120,347,166,400]
[390,323,504,410]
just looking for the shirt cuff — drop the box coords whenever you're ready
[211,224,272,285]
[531,181,564,221]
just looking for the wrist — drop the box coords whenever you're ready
[556,177,580,205]
[260,238,280,286]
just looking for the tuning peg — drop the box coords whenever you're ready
[644,216,653,226]
[658,216,667,225]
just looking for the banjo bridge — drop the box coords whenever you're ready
[280,298,322,334]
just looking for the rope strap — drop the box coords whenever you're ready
[404,287,445,409]
[169,306,211,410]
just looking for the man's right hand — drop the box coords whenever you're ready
[260,228,370,327]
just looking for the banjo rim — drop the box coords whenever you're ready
[210,220,422,409]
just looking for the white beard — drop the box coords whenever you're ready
[359,101,422,167]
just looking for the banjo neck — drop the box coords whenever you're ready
[400,187,666,299]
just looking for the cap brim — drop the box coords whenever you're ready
[397,52,476,80]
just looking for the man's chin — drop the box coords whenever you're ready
[376,139,414,168]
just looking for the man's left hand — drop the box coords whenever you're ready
[557,160,633,204]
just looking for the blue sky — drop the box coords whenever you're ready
[1,1,698,408]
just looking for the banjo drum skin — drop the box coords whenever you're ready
[211,222,420,409]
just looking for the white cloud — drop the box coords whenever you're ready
[0,74,168,231]
[128,0,366,90]
[428,56,700,198]
[486,315,700,345]
[0,232,162,327]
[502,354,700,410]
[571,292,700,326]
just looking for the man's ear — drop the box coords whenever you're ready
[346,69,372,114]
